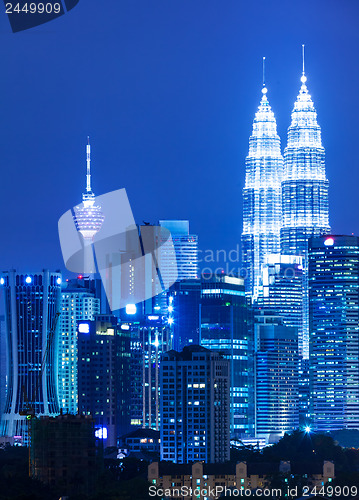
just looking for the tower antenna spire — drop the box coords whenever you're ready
[302,44,305,75]
[261,57,267,95]
[263,56,266,87]
[86,136,92,193]
[301,44,307,84]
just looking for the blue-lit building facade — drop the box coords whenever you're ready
[200,274,254,438]
[255,254,304,354]
[77,315,131,447]
[309,235,359,432]
[281,68,330,359]
[254,311,299,442]
[0,270,62,443]
[160,346,230,464]
[58,278,100,414]
[169,279,201,351]
[242,83,283,296]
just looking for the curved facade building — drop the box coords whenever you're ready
[0,270,62,443]
[242,85,283,295]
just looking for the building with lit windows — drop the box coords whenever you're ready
[58,278,100,414]
[200,274,254,438]
[160,346,230,463]
[242,80,284,296]
[0,270,62,443]
[77,315,131,447]
[123,312,172,430]
[159,220,198,282]
[168,279,201,351]
[254,311,299,442]
[281,59,330,358]
[309,235,359,432]
[281,67,330,258]
[255,254,304,353]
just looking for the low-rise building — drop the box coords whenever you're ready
[148,460,335,499]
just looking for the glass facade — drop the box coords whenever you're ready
[200,275,254,438]
[281,73,330,359]
[255,254,304,354]
[309,235,359,432]
[0,270,62,443]
[242,86,283,295]
[254,312,299,441]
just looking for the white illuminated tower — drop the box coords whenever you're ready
[281,47,330,255]
[242,60,284,295]
[281,47,330,358]
[73,139,105,273]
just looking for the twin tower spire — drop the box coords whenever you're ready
[242,47,330,296]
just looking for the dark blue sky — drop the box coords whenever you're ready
[0,0,358,274]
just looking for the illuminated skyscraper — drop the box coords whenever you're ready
[58,278,100,414]
[242,68,284,295]
[0,270,62,443]
[281,51,330,256]
[254,311,299,442]
[281,48,330,358]
[255,254,304,353]
[309,236,359,432]
[200,274,254,438]
[73,139,105,273]
[160,346,230,463]
[159,220,198,282]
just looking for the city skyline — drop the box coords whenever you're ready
[0,1,359,273]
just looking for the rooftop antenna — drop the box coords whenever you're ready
[262,56,267,94]
[301,44,307,83]
[86,136,92,193]
[263,56,266,86]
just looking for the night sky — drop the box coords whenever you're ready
[0,0,358,275]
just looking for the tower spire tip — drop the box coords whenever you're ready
[301,44,307,84]
[262,56,267,94]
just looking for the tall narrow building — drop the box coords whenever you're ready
[309,236,359,432]
[242,74,284,296]
[281,50,330,358]
[58,278,100,414]
[281,56,330,257]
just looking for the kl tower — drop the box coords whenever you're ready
[73,138,105,274]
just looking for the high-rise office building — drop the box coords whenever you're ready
[168,279,201,351]
[255,254,304,354]
[159,220,198,282]
[281,55,330,359]
[309,235,359,432]
[160,346,230,463]
[242,80,284,295]
[123,312,172,430]
[254,311,299,442]
[77,315,131,446]
[58,278,100,414]
[0,270,62,443]
[200,274,254,438]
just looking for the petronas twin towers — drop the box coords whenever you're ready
[242,53,330,297]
